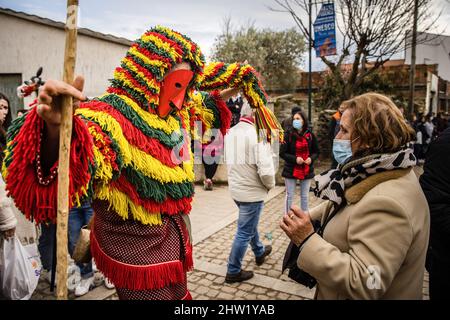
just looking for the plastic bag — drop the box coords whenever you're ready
[1,237,41,300]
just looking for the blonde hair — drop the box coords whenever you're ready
[341,93,415,155]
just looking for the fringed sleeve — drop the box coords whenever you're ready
[1,107,95,224]
[189,90,231,143]
[198,62,283,143]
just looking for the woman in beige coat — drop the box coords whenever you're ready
[281,93,430,300]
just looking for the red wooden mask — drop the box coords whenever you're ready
[157,69,194,118]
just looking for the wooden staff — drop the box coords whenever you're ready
[56,0,79,300]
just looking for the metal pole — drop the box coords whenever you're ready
[408,0,418,118]
[308,0,313,125]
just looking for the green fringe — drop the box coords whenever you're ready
[98,95,184,149]
[127,52,166,83]
[120,60,159,95]
[6,114,26,142]
[123,166,194,202]
[3,141,16,168]
[77,115,124,179]
[109,78,149,108]
[201,92,221,129]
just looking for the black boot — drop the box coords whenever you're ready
[225,270,254,283]
[255,245,272,266]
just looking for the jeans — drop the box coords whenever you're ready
[68,201,94,279]
[203,161,219,180]
[227,201,265,274]
[38,223,56,271]
[37,201,94,279]
[285,178,312,214]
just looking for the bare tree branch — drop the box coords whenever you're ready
[270,0,441,104]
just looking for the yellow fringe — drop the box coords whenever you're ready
[71,184,89,208]
[160,27,204,68]
[121,56,161,93]
[96,185,162,226]
[76,108,194,183]
[88,126,114,182]
[127,47,167,77]
[140,34,181,62]
[113,94,181,135]
[177,108,195,176]
[1,151,9,180]
[114,69,156,103]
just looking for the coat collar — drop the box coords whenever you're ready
[344,168,412,204]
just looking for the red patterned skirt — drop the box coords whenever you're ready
[90,200,193,300]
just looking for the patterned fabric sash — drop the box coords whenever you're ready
[313,148,417,205]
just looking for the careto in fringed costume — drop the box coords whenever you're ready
[1,26,283,300]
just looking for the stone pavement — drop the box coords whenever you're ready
[30,162,430,300]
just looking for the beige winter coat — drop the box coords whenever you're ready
[298,168,430,300]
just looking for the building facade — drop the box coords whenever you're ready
[0,7,132,119]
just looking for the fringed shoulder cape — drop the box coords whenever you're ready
[1,26,282,295]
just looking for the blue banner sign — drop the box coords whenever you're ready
[313,2,337,57]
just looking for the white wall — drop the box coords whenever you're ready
[0,13,130,108]
[406,32,450,81]
[425,72,439,114]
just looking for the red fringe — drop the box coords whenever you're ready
[79,100,176,168]
[144,32,184,62]
[184,240,193,272]
[4,108,94,224]
[182,291,192,300]
[210,90,232,136]
[131,44,173,66]
[124,56,161,88]
[88,122,119,172]
[116,67,159,100]
[90,232,186,290]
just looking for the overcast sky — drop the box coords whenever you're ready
[1,0,449,71]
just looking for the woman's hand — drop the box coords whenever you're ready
[305,157,312,165]
[37,76,86,135]
[280,205,314,246]
[2,227,15,240]
[296,157,304,165]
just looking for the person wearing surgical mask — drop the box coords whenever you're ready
[280,110,319,214]
[280,93,429,300]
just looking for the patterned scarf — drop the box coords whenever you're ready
[313,148,417,205]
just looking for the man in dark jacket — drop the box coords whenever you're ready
[419,127,450,300]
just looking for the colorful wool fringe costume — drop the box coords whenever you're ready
[1,26,282,300]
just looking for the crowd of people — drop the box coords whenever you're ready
[409,112,450,162]
[1,26,449,301]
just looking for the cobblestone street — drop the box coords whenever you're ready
[30,163,430,300]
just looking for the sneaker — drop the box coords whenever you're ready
[104,278,115,289]
[67,264,81,292]
[74,276,95,297]
[225,270,254,283]
[203,179,213,191]
[255,245,272,266]
[93,272,104,287]
[92,259,98,273]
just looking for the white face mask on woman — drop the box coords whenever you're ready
[292,119,303,130]
[332,137,359,165]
